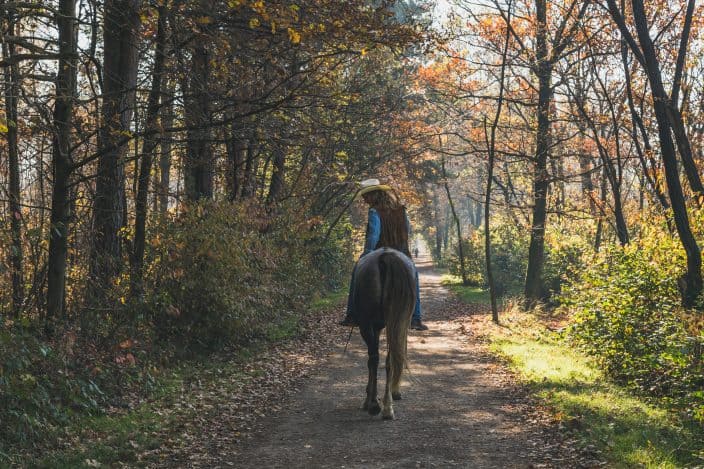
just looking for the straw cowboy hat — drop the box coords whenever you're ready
[357,178,392,198]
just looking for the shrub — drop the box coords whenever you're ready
[562,233,704,421]
[142,201,349,350]
[446,223,529,295]
[543,228,591,297]
[446,230,485,286]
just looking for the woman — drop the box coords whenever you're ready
[340,179,428,331]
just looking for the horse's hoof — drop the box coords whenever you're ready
[392,392,402,401]
[368,401,381,416]
[382,411,395,420]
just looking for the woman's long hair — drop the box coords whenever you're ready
[364,190,410,256]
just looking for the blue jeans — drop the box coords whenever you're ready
[345,260,422,322]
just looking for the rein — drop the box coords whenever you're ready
[342,326,354,355]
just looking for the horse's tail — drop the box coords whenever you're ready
[379,250,415,393]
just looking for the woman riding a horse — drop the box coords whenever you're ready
[340,179,428,331]
[340,179,426,420]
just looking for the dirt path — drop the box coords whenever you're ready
[225,256,581,468]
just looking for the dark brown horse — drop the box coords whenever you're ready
[352,247,417,419]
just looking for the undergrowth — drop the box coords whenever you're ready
[14,288,345,467]
[1,201,352,465]
[452,287,704,467]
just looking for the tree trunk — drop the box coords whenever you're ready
[158,80,175,213]
[90,0,141,304]
[240,136,258,198]
[184,38,213,201]
[594,167,608,252]
[46,0,78,330]
[441,153,467,286]
[524,0,552,305]
[225,124,246,201]
[665,0,702,196]
[485,8,511,323]
[630,0,702,305]
[131,3,166,296]
[266,146,286,206]
[433,189,442,259]
[2,7,23,314]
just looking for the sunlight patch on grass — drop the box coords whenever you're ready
[489,320,702,468]
[493,339,599,384]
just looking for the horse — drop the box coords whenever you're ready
[351,247,417,420]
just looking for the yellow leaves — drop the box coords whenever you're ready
[0,120,7,134]
[287,27,301,44]
[227,0,242,8]
[289,3,299,21]
[251,0,265,14]
[195,16,213,25]
[249,17,260,28]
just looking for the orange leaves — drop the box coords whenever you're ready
[416,56,473,92]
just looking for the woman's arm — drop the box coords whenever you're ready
[363,208,381,255]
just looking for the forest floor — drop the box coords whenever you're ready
[33,255,603,468]
[150,255,593,469]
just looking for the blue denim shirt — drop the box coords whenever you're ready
[363,208,382,255]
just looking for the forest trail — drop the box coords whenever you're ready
[221,254,580,469]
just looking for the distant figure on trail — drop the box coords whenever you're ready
[413,247,419,259]
[339,179,428,331]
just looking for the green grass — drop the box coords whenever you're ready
[489,318,703,468]
[309,288,347,311]
[31,408,170,468]
[441,274,491,304]
[447,279,703,467]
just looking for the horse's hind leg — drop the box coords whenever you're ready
[360,327,381,415]
[392,375,402,401]
[382,354,395,420]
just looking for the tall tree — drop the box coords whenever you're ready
[606,0,703,305]
[183,0,214,201]
[132,2,167,296]
[46,0,78,327]
[505,0,590,304]
[2,1,23,314]
[441,152,468,285]
[158,80,175,213]
[484,1,512,323]
[89,0,141,303]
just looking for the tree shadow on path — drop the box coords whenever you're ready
[225,255,581,468]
